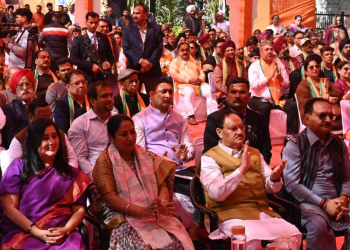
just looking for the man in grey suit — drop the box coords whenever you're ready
[283,98,350,250]
[122,3,163,94]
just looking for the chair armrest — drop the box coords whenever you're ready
[268,198,287,218]
[190,196,219,233]
[269,193,302,229]
[84,213,110,250]
[78,222,89,250]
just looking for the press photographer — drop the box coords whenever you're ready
[1,8,34,69]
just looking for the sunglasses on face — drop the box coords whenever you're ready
[308,65,320,70]
[314,112,336,121]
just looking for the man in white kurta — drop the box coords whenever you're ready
[200,112,301,250]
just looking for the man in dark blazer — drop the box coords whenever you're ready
[70,12,114,85]
[2,69,34,149]
[203,77,272,164]
[122,3,163,93]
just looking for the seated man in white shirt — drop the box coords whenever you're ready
[199,111,301,250]
[3,98,78,174]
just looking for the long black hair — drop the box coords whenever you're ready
[21,118,73,181]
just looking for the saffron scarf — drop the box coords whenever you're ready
[306,77,328,98]
[67,92,90,125]
[33,69,58,92]
[321,62,338,82]
[259,59,281,105]
[214,54,221,64]
[199,47,212,61]
[302,51,309,60]
[201,19,206,34]
[119,89,146,117]
[222,58,243,87]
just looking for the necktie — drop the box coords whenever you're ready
[24,104,28,110]
[92,34,98,49]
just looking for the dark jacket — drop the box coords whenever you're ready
[117,16,133,27]
[203,106,272,164]
[39,20,69,63]
[44,12,53,26]
[70,32,114,84]
[122,21,163,78]
[2,98,30,149]
[114,92,149,117]
[183,17,202,36]
[2,13,16,23]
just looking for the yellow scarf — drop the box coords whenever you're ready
[119,89,146,117]
[222,57,243,87]
[259,59,281,105]
[68,92,90,125]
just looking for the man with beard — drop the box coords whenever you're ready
[284,31,295,48]
[68,81,115,178]
[183,5,202,37]
[123,4,163,93]
[54,69,90,134]
[273,37,301,75]
[198,34,212,61]
[188,32,198,43]
[324,15,349,46]
[114,69,149,117]
[299,38,313,63]
[164,32,176,52]
[169,42,217,125]
[236,44,250,68]
[289,31,304,58]
[211,12,230,40]
[117,9,133,28]
[248,40,299,137]
[202,38,225,73]
[44,2,54,26]
[203,77,272,164]
[213,40,248,103]
[334,39,350,67]
[282,98,350,250]
[320,46,338,83]
[33,50,58,99]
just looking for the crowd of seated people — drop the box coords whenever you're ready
[1,2,350,250]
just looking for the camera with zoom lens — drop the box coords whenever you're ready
[0,23,18,38]
[23,25,39,36]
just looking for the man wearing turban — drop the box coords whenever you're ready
[273,37,301,75]
[213,40,248,102]
[183,5,202,37]
[334,39,350,67]
[1,69,35,149]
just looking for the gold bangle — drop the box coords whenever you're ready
[125,203,131,215]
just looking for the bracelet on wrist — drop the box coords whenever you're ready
[270,176,281,183]
[125,203,131,215]
[27,222,36,234]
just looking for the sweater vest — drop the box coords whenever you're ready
[200,145,280,222]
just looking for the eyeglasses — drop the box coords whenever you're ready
[69,80,87,87]
[313,112,336,121]
[180,48,190,52]
[308,65,320,70]
[124,79,139,84]
[221,125,246,132]
[17,82,33,90]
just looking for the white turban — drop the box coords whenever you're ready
[186,5,196,14]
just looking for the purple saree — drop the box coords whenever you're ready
[0,159,91,250]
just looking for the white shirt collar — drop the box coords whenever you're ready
[218,141,243,156]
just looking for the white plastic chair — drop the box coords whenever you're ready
[208,72,217,100]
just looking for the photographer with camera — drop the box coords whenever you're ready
[1,8,34,69]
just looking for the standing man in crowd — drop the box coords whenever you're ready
[68,4,75,24]
[70,12,114,84]
[1,5,15,24]
[2,8,33,69]
[183,5,202,37]
[211,12,230,40]
[117,8,133,28]
[44,2,54,26]
[104,7,117,26]
[32,5,45,32]
[39,12,69,71]
[123,4,163,93]
[324,15,349,46]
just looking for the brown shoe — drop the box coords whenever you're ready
[187,117,198,125]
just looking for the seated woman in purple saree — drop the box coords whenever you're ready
[0,118,91,250]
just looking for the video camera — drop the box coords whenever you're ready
[23,25,39,36]
[0,23,18,38]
